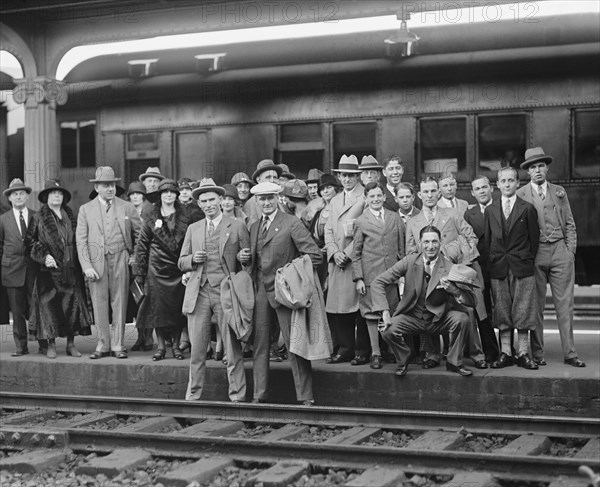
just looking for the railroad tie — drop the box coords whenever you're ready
[156,456,234,487]
[116,416,179,433]
[260,423,310,441]
[0,449,68,474]
[1,409,57,426]
[494,435,551,456]
[322,426,381,445]
[404,430,465,450]
[248,461,310,487]
[345,467,406,487]
[548,475,593,487]
[178,419,245,437]
[75,448,152,477]
[44,412,117,429]
[575,436,600,460]
[440,472,501,487]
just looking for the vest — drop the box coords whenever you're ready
[412,269,434,322]
[102,203,126,255]
[532,188,564,243]
[202,224,226,287]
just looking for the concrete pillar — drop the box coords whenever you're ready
[12,77,66,205]
[0,104,7,188]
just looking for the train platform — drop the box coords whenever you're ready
[1,313,598,418]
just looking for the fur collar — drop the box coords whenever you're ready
[35,204,76,262]
[146,203,190,256]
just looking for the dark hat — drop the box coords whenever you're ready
[282,179,308,200]
[231,172,254,187]
[38,179,71,204]
[89,166,121,183]
[157,178,180,195]
[446,264,480,290]
[191,178,225,199]
[178,177,194,191]
[3,178,32,197]
[222,183,239,200]
[127,181,146,196]
[138,167,165,182]
[359,155,383,171]
[318,173,342,193]
[251,159,283,182]
[89,184,126,200]
[305,168,324,185]
[521,147,553,170]
[279,163,296,180]
[333,154,361,173]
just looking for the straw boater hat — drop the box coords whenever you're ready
[318,173,342,193]
[191,178,225,200]
[3,178,32,197]
[251,159,283,182]
[282,179,308,201]
[127,181,146,197]
[139,167,165,182]
[359,155,383,171]
[156,178,179,195]
[278,163,296,180]
[251,181,282,195]
[222,183,240,201]
[445,264,480,291]
[305,168,324,185]
[38,179,71,204]
[520,147,553,170]
[231,172,254,187]
[90,166,121,183]
[333,154,361,173]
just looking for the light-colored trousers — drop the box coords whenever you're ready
[186,283,246,402]
[88,251,128,352]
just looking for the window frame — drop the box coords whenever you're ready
[330,119,379,167]
[60,119,97,169]
[571,107,600,179]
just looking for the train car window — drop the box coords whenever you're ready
[332,122,377,165]
[60,120,96,168]
[277,123,324,178]
[280,123,321,143]
[573,109,600,179]
[477,114,527,178]
[419,118,467,181]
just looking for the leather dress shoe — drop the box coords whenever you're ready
[474,360,488,369]
[370,354,382,369]
[89,351,110,359]
[130,341,143,352]
[350,355,369,366]
[112,351,128,359]
[11,349,29,357]
[395,364,408,377]
[300,400,315,406]
[490,353,513,369]
[422,359,440,369]
[517,355,539,370]
[533,358,547,366]
[564,357,586,367]
[446,363,473,376]
[326,354,349,364]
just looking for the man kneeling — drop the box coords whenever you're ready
[371,225,476,377]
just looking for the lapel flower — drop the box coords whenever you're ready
[556,189,565,199]
[154,219,163,229]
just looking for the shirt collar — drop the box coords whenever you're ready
[423,254,439,268]
[501,195,517,205]
[263,209,277,222]
[386,183,396,195]
[12,207,28,220]
[440,197,454,207]
[207,212,223,227]
[369,208,383,218]
[531,181,548,193]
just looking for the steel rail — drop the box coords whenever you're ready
[1,392,599,436]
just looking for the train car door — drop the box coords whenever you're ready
[174,130,211,181]
[125,132,160,183]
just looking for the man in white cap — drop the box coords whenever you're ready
[179,178,250,401]
[0,179,40,356]
[243,159,283,227]
[76,166,141,359]
[239,181,322,405]
[516,147,584,368]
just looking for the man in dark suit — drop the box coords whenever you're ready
[239,181,322,405]
[485,167,539,370]
[382,155,403,212]
[372,225,475,377]
[0,179,40,356]
[464,176,500,362]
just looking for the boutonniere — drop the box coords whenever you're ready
[556,190,565,199]
[154,219,163,229]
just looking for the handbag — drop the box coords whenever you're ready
[129,279,145,305]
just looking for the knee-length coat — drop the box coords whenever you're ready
[132,203,191,330]
[26,204,93,339]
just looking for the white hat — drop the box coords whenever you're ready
[250,181,282,195]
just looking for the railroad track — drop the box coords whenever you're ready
[1,392,599,487]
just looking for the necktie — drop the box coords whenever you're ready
[19,211,27,238]
[504,199,511,220]
[451,199,456,208]
[261,216,269,234]
[481,205,486,215]
[424,260,432,278]
[106,200,112,213]
[207,220,215,236]
[538,185,545,200]
[376,211,383,224]
[426,210,434,224]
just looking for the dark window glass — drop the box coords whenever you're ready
[61,120,96,168]
[478,115,526,178]
[60,122,78,168]
[420,118,467,181]
[280,123,321,143]
[574,110,600,178]
[79,121,96,168]
[333,122,376,164]
[278,150,324,180]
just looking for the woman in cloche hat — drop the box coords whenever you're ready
[26,180,93,359]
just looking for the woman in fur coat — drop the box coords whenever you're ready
[26,180,93,359]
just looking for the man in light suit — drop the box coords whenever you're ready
[0,179,39,356]
[179,178,250,402]
[324,155,368,365]
[437,174,469,215]
[516,147,584,367]
[372,226,475,377]
[76,166,141,359]
[239,181,322,405]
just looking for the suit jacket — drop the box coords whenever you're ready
[76,197,141,278]
[463,205,490,282]
[398,206,421,237]
[178,215,250,314]
[406,207,479,264]
[371,253,474,322]
[516,181,577,253]
[382,185,399,212]
[437,197,469,215]
[0,208,37,287]
[250,210,322,308]
[484,197,539,279]
[352,209,404,285]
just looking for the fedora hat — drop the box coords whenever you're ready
[333,154,361,173]
[3,178,32,197]
[251,181,282,195]
[191,178,225,200]
[279,163,296,180]
[359,155,383,171]
[251,159,283,182]
[282,179,308,200]
[38,179,71,204]
[318,173,342,193]
[157,178,180,195]
[89,184,125,200]
[305,168,324,185]
[446,264,480,290]
[90,166,121,183]
[127,181,146,196]
[521,147,553,170]
[138,167,165,182]
[231,172,254,187]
